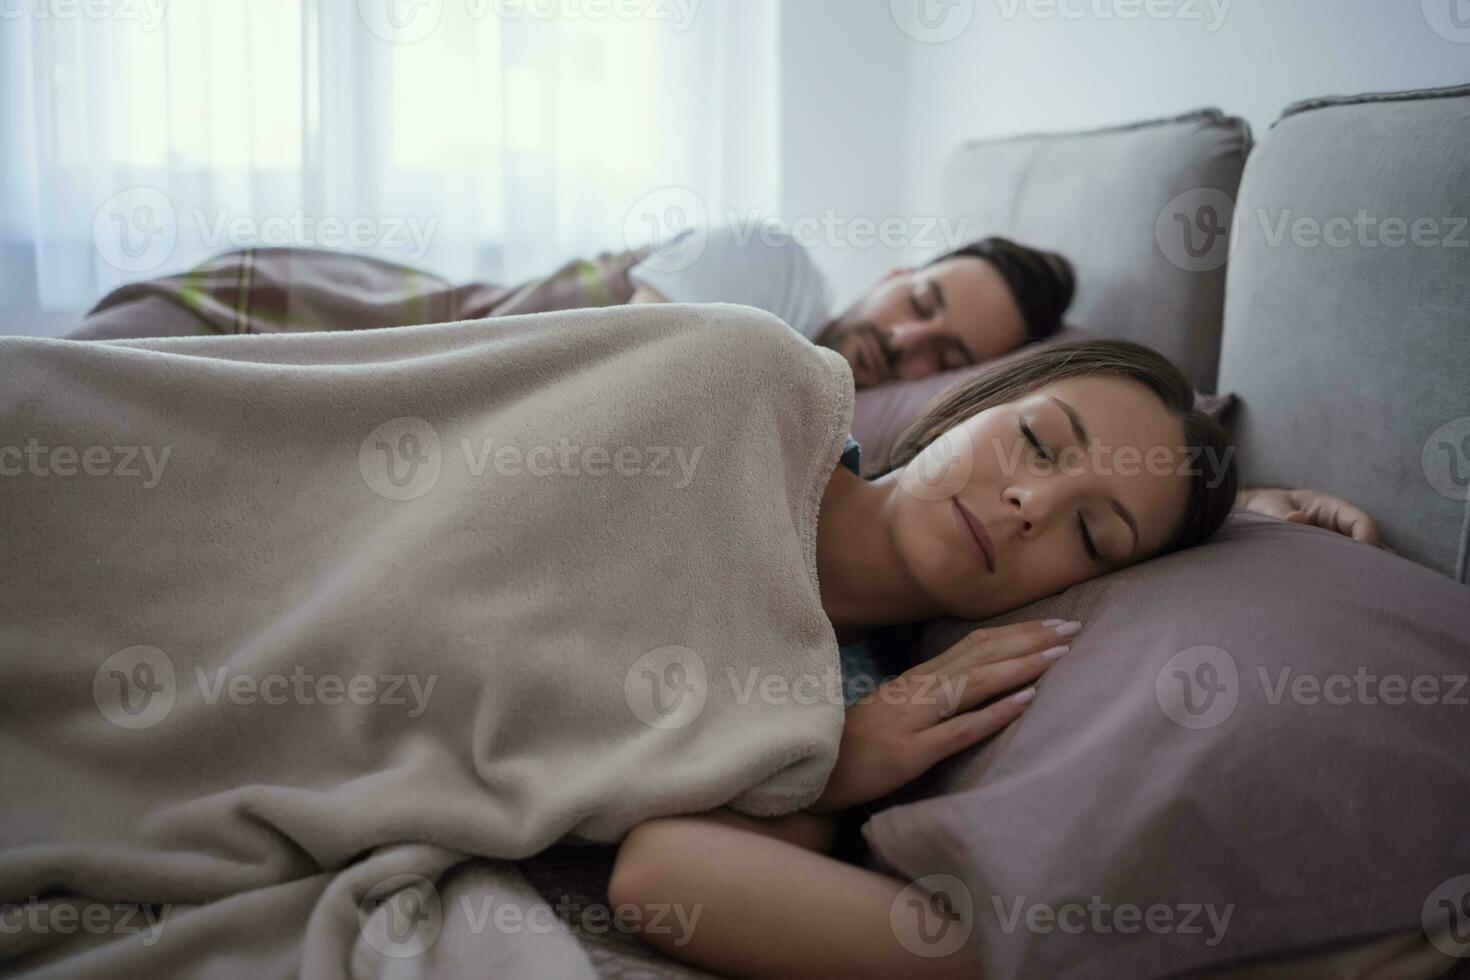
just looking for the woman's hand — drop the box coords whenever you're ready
[808,619,1080,814]
[1236,487,1391,551]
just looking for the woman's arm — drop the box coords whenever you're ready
[609,809,982,980]
[1235,487,1387,548]
[608,619,1078,976]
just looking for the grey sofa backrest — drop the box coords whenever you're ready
[939,109,1252,391]
[1217,85,1470,582]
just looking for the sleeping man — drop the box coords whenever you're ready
[627,225,1077,389]
[73,226,1076,393]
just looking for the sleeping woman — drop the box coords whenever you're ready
[607,339,1384,978]
[0,308,1388,978]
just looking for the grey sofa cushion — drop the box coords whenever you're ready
[1216,84,1470,582]
[939,109,1252,391]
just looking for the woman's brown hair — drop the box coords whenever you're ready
[883,339,1238,557]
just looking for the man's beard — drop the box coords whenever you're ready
[814,317,895,385]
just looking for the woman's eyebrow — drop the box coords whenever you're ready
[1051,395,1140,556]
[1050,396,1089,445]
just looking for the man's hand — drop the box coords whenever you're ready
[808,619,1079,814]
[1236,487,1391,551]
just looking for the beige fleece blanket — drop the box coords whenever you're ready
[0,303,854,978]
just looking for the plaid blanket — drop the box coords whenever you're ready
[70,246,649,340]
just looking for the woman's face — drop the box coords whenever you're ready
[889,374,1193,621]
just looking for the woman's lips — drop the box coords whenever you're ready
[951,499,996,573]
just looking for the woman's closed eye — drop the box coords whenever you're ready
[909,292,933,320]
[1022,421,1104,563]
[1021,421,1053,463]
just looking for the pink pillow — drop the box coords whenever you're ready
[861,511,1470,978]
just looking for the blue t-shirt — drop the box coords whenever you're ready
[835,436,893,709]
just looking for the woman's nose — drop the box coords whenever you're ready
[1003,486,1037,534]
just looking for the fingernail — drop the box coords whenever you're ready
[1012,687,1037,705]
[1041,645,1070,660]
[1054,621,1083,637]
[1042,618,1065,627]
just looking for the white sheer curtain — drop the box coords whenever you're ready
[0,0,781,315]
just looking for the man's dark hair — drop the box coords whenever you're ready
[928,237,1076,343]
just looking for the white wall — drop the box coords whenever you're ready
[781,0,912,307]
[898,0,1470,230]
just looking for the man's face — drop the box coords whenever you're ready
[816,256,1028,389]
